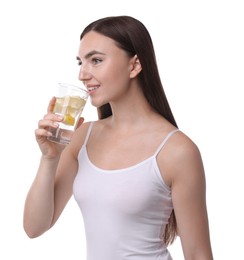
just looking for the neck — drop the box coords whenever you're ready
[107,85,156,130]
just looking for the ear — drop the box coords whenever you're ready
[129,55,142,78]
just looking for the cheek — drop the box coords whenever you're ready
[105,62,130,86]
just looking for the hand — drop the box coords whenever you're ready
[35,97,66,159]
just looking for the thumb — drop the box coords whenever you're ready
[77,117,85,128]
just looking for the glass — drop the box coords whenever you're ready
[47,83,89,144]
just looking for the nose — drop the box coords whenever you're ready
[78,65,92,82]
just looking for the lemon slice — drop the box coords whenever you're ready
[63,114,75,126]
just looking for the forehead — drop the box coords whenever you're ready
[78,31,119,56]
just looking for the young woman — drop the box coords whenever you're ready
[23,16,213,260]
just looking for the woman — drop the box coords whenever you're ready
[24,16,213,259]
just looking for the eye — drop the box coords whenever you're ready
[76,57,82,66]
[92,58,102,65]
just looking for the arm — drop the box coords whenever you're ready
[23,97,86,238]
[158,133,213,260]
[23,145,78,238]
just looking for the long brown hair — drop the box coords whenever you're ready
[80,16,178,245]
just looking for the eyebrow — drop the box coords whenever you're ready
[76,50,106,61]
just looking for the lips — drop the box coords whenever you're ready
[87,85,100,94]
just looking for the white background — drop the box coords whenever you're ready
[0,0,243,259]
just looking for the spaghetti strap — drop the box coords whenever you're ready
[83,122,94,146]
[154,128,180,156]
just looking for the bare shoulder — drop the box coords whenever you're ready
[157,130,205,187]
[170,131,202,165]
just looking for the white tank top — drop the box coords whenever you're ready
[73,122,179,260]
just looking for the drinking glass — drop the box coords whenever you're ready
[47,83,89,144]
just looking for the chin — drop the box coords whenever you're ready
[90,98,107,108]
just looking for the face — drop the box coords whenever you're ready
[77,31,136,108]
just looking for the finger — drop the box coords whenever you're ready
[38,116,61,130]
[77,117,85,128]
[35,128,53,138]
[47,96,56,113]
[43,113,63,122]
